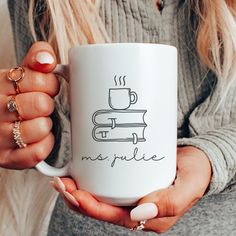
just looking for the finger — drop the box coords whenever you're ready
[50,180,80,211]
[53,178,128,224]
[62,195,81,212]
[143,215,180,233]
[138,175,200,218]
[0,117,52,148]
[0,67,59,97]
[142,197,196,233]
[51,177,81,210]
[22,41,57,73]
[69,189,132,226]
[52,177,78,194]
[0,132,55,169]
[1,92,55,122]
[56,178,140,229]
[138,186,197,218]
[146,186,199,218]
[60,177,78,193]
[136,153,206,218]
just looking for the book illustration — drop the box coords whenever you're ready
[92,110,147,127]
[92,126,146,144]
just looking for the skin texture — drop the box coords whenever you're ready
[0,42,59,169]
[1,42,212,233]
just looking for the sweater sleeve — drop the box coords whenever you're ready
[178,78,236,195]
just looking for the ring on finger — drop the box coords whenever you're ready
[13,120,27,148]
[7,66,25,94]
[130,220,146,231]
[7,96,22,120]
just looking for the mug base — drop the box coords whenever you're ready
[95,195,139,206]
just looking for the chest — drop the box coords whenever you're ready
[99,0,215,137]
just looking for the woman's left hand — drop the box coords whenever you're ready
[51,146,212,233]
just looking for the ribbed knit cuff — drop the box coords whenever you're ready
[177,134,230,195]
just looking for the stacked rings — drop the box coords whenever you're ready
[7,66,27,149]
[130,220,146,231]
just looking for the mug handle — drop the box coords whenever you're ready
[35,64,70,177]
[130,91,138,105]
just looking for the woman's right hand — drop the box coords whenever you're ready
[0,42,59,169]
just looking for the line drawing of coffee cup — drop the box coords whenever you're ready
[109,88,138,110]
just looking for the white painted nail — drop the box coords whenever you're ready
[35,52,54,64]
[64,191,80,207]
[49,180,59,192]
[130,203,158,222]
[53,176,66,193]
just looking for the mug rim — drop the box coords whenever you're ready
[69,43,177,52]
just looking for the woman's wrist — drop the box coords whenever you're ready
[177,146,212,194]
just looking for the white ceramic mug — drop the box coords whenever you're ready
[36,43,178,206]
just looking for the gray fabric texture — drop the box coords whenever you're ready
[49,183,236,236]
[7,0,236,235]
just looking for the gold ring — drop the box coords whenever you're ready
[130,220,146,231]
[7,66,25,94]
[7,96,22,120]
[13,121,27,148]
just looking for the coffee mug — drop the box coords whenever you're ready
[36,43,177,206]
[109,88,138,110]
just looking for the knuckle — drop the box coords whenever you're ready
[38,117,53,135]
[33,144,48,163]
[34,93,54,115]
[32,133,54,163]
[31,70,47,90]
[48,73,60,96]
[0,151,8,167]
[0,69,7,81]
[31,71,59,96]
[167,195,182,216]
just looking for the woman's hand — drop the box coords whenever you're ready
[52,146,212,233]
[0,42,59,169]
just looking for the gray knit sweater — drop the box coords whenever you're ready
[7,0,236,234]
[8,0,236,194]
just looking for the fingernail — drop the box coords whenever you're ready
[63,191,80,207]
[50,180,60,193]
[49,180,56,188]
[130,203,158,222]
[35,52,54,64]
[53,177,66,193]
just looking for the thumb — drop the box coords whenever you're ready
[131,174,199,221]
[22,41,57,73]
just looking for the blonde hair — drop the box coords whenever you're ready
[29,0,110,63]
[194,0,236,83]
[28,0,236,83]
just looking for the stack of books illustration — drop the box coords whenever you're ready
[92,82,147,145]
